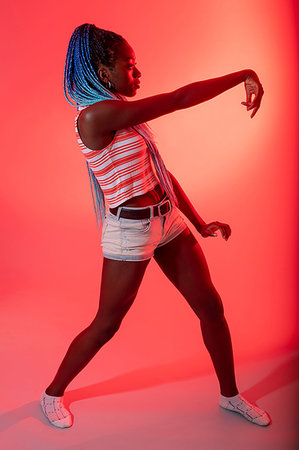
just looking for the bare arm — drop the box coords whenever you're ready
[169,171,231,241]
[80,69,262,138]
[169,171,206,229]
[173,69,255,110]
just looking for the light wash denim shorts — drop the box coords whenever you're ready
[101,197,188,261]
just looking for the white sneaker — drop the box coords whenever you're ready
[219,394,271,426]
[40,391,73,428]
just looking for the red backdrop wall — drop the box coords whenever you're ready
[1,0,298,385]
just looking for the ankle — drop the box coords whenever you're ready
[220,389,239,398]
[45,386,65,397]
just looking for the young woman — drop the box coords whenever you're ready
[40,23,270,428]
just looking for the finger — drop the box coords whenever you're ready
[203,232,217,238]
[249,96,261,109]
[223,228,229,240]
[225,226,231,239]
[206,223,217,231]
[221,225,230,240]
[219,227,225,238]
[242,101,253,111]
[250,107,259,118]
[245,85,251,103]
[245,87,253,105]
[214,223,226,239]
[222,232,229,241]
[244,95,252,107]
[250,89,263,110]
[247,97,261,115]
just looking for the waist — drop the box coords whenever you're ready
[116,183,165,208]
[109,193,171,220]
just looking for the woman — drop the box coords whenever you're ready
[40,23,270,428]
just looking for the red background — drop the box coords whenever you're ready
[1,0,298,388]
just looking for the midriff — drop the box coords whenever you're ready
[117,183,165,208]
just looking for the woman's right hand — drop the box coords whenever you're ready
[241,71,264,118]
[198,221,231,241]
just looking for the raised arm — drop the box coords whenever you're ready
[79,69,263,138]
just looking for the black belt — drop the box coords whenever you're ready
[109,198,171,220]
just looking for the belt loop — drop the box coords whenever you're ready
[149,205,153,219]
[116,207,122,220]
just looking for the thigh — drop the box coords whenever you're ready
[93,257,151,325]
[153,227,223,319]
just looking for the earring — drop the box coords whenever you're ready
[98,69,112,90]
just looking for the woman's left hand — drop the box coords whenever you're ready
[198,221,231,241]
[241,71,264,118]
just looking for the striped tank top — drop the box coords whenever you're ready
[75,110,159,208]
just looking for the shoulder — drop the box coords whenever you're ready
[78,100,123,133]
[79,99,122,123]
[77,101,119,150]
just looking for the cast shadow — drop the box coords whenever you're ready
[0,350,298,431]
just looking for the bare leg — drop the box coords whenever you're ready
[153,228,238,397]
[45,257,151,397]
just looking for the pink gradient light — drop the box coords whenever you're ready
[1,0,298,382]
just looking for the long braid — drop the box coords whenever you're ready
[64,23,178,230]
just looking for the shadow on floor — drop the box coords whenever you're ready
[0,349,298,431]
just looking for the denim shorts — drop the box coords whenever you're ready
[101,197,188,261]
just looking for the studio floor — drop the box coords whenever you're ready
[1,347,298,450]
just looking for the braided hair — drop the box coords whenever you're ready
[64,23,178,230]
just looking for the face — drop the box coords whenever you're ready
[98,40,141,97]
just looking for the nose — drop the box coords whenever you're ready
[134,67,141,78]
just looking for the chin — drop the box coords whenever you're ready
[118,87,138,98]
[126,90,138,97]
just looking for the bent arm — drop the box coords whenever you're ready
[169,171,232,240]
[168,171,206,230]
[80,69,254,136]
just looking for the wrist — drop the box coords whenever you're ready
[244,69,255,82]
[197,221,206,230]
[244,69,259,83]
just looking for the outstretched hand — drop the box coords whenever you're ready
[199,221,231,241]
[241,71,264,118]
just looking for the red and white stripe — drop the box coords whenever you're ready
[75,115,158,208]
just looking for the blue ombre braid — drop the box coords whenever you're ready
[64,23,178,230]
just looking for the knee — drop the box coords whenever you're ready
[89,319,122,347]
[198,289,225,323]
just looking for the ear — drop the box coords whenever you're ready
[97,65,109,83]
